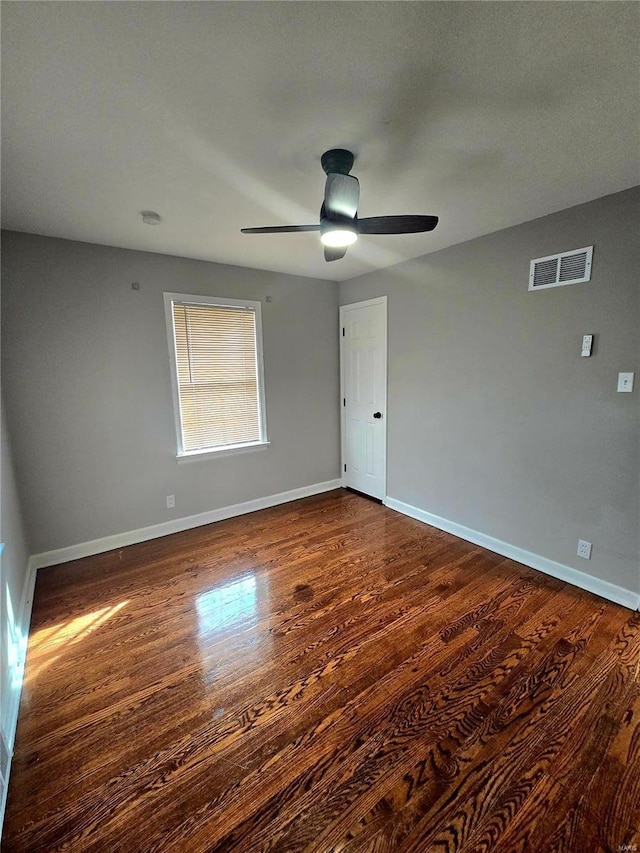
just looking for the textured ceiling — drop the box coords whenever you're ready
[2,2,638,282]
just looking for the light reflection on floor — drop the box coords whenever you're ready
[196,573,258,635]
[195,572,271,685]
[25,601,129,685]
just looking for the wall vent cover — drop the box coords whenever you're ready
[529,246,593,291]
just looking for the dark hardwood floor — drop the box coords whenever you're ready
[3,489,639,852]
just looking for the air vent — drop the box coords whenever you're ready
[529,246,593,291]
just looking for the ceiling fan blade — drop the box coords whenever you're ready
[357,215,439,235]
[241,224,320,233]
[324,245,348,262]
[324,174,360,219]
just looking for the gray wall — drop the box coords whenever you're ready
[340,187,640,594]
[1,233,340,553]
[3,189,638,595]
[1,403,30,735]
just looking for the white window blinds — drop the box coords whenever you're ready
[171,301,263,452]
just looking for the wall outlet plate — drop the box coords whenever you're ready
[166,494,175,509]
[577,539,592,560]
[617,372,634,393]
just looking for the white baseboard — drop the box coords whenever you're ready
[0,559,36,833]
[383,496,640,611]
[30,479,343,571]
[5,563,36,750]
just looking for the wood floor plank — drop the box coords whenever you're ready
[173,594,555,853]
[244,599,613,853]
[13,552,532,820]
[384,612,639,853]
[2,489,636,853]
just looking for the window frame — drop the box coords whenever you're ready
[163,292,269,461]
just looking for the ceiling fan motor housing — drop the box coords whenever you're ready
[320,149,354,176]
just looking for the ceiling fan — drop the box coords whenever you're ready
[241,149,439,262]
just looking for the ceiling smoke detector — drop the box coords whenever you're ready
[141,210,162,226]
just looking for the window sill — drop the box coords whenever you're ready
[176,441,271,463]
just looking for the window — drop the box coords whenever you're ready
[164,293,268,459]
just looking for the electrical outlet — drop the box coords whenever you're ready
[617,372,634,393]
[577,539,592,560]
[166,494,175,509]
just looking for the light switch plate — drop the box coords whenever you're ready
[617,372,634,393]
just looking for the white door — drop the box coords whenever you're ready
[340,296,387,499]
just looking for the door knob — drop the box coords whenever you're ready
[373,411,383,419]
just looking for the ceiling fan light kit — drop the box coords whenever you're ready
[321,228,358,248]
[241,149,439,262]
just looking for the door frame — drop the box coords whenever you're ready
[339,295,388,499]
